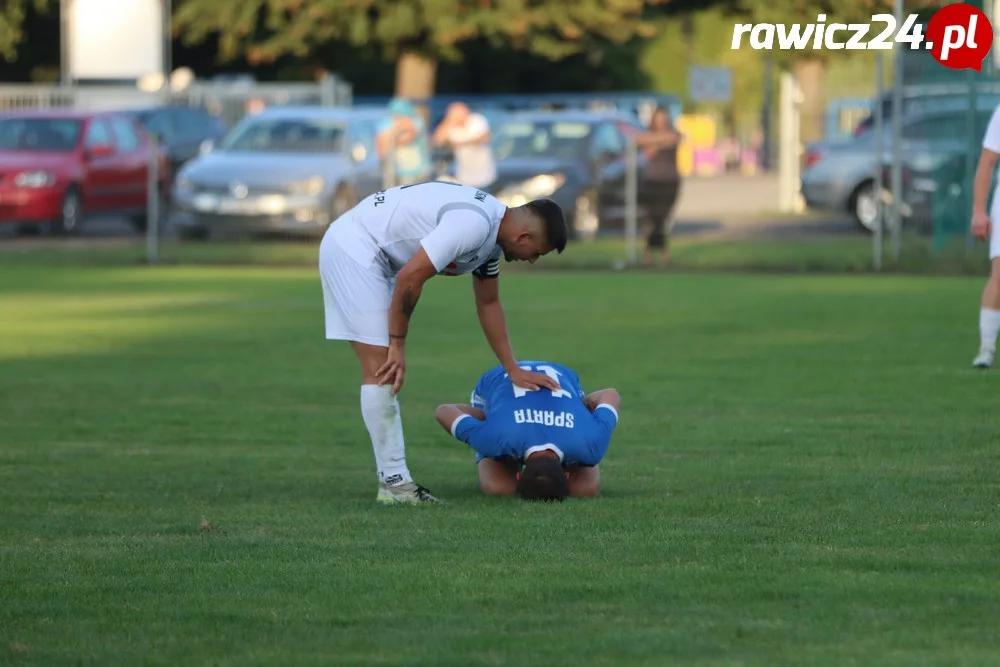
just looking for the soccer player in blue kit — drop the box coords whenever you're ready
[434,360,621,501]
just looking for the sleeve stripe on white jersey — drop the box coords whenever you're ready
[436,202,491,233]
[482,258,500,276]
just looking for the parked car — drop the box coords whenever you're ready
[801,99,996,232]
[487,110,654,238]
[877,143,970,235]
[122,105,228,177]
[171,106,387,239]
[853,83,1000,137]
[0,109,170,235]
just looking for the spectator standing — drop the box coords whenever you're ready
[635,107,683,268]
[376,98,433,186]
[432,102,497,189]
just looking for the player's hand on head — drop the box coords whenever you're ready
[376,346,406,395]
[508,367,560,393]
[972,211,992,242]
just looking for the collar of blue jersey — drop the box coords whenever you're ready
[524,444,564,462]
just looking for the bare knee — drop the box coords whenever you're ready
[480,478,517,496]
[478,460,518,496]
[569,480,601,498]
[568,466,601,498]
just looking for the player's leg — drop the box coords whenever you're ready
[973,231,1000,368]
[319,230,440,504]
[477,457,519,496]
[567,465,600,498]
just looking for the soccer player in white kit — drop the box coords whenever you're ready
[971,103,1000,368]
[318,180,568,503]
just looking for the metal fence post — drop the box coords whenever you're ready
[965,69,978,255]
[873,52,884,272]
[889,0,904,263]
[624,134,638,267]
[146,135,160,265]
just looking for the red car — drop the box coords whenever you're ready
[0,109,171,234]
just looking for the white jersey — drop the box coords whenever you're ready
[345,181,506,279]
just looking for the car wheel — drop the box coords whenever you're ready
[851,181,880,232]
[52,187,83,235]
[329,184,357,222]
[573,189,599,240]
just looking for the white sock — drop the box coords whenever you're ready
[980,309,1000,352]
[360,384,412,486]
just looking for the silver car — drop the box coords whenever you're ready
[801,97,999,232]
[171,106,387,238]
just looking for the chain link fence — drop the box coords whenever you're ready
[874,0,998,266]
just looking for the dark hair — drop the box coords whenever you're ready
[524,198,568,254]
[650,106,672,129]
[516,455,569,502]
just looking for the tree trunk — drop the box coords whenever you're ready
[395,51,437,99]
[792,57,827,147]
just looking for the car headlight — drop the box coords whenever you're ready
[14,170,55,188]
[288,175,325,196]
[512,173,565,199]
[175,174,193,193]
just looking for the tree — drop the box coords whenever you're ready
[0,0,50,62]
[172,0,667,100]
[732,0,939,144]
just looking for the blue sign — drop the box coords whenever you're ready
[688,66,733,103]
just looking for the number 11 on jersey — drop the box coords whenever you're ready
[510,364,572,399]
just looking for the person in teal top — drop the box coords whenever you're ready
[376,98,432,185]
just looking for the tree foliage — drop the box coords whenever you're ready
[172,0,667,67]
[0,0,49,62]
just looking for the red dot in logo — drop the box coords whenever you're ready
[926,3,993,71]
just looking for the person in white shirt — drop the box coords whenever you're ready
[318,181,568,503]
[971,104,1000,368]
[432,103,497,189]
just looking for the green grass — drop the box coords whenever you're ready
[2,262,1000,666]
[0,232,992,275]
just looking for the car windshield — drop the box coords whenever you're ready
[492,120,591,160]
[218,117,345,153]
[0,118,82,152]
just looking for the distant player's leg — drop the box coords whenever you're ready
[477,457,519,496]
[973,244,1000,369]
[319,228,440,504]
[567,465,601,498]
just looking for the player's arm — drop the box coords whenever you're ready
[581,388,621,465]
[388,214,491,345]
[583,388,620,413]
[387,248,439,347]
[973,151,999,225]
[471,269,519,372]
[974,105,1000,240]
[434,406,507,459]
[434,404,485,435]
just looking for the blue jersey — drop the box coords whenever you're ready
[452,360,618,466]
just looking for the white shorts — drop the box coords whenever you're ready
[319,215,393,347]
[992,203,1000,259]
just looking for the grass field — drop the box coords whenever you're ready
[3,259,1000,666]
